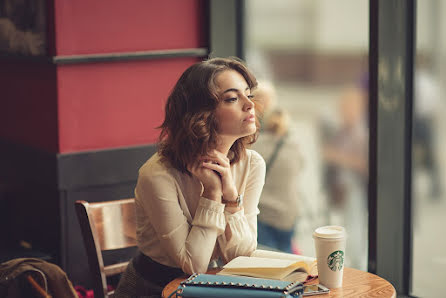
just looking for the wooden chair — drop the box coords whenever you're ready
[75,199,137,298]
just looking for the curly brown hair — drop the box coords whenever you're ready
[158,57,259,174]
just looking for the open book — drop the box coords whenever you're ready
[217,249,318,283]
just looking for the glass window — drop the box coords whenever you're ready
[412,1,446,296]
[245,0,369,270]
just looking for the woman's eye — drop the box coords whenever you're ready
[247,94,255,100]
[225,97,237,103]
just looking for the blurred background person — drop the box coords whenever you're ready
[320,84,368,270]
[252,81,304,254]
[413,69,442,201]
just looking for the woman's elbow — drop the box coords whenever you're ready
[194,262,209,274]
[181,256,209,274]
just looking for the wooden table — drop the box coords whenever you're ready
[162,267,396,297]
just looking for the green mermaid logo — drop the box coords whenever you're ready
[327,250,344,271]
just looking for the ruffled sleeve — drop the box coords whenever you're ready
[217,209,258,259]
[192,197,226,235]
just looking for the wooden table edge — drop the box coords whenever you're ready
[162,267,396,298]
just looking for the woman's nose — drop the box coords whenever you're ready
[243,95,254,111]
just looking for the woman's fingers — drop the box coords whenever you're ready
[201,159,230,179]
[209,149,230,163]
[202,161,224,173]
[201,153,237,202]
[200,150,230,168]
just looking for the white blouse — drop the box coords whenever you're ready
[134,149,266,274]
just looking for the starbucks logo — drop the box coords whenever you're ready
[327,250,344,271]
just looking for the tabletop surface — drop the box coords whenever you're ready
[162,267,396,298]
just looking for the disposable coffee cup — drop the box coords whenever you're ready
[313,225,346,288]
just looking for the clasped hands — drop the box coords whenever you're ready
[188,150,238,204]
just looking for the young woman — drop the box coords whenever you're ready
[115,57,266,297]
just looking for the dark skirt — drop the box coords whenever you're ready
[114,252,184,298]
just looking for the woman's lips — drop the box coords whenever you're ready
[244,114,255,122]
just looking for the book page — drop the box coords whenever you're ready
[218,255,313,280]
[252,249,318,275]
[218,267,306,281]
[251,249,316,264]
[223,256,296,269]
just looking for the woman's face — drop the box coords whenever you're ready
[214,70,257,141]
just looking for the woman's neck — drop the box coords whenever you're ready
[215,136,236,156]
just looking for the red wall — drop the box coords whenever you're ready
[57,58,199,152]
[54,1,206,55]
[54,0,207,153]
[1,0,207,153]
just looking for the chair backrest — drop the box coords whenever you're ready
[75,199,137,298]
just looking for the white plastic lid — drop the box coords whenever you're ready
[313,225,346,239]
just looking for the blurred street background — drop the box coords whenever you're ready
[245,1,446,297]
